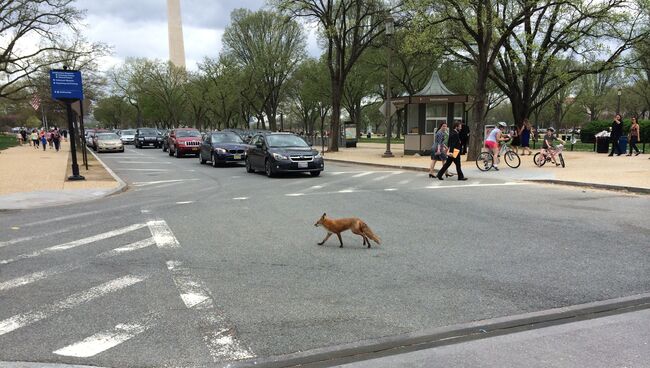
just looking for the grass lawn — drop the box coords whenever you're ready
[0,134,19,151]
[358,137,405,144]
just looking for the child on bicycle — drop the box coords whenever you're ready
[542,127,565,166]
[484,121,510,171]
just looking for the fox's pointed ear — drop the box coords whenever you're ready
[322,213,326,218]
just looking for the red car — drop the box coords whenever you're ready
[168,128,202,158]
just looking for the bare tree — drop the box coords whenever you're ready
[0,0,85,99]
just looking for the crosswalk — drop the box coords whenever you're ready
[233,170,528,200]
[0,219,253,364]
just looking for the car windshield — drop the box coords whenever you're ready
[266,135,309,148]
[97,133,120,140]
[122,130,135,135]
[176,130,201,137]
[212,134,243,143]
[139,129,158,135]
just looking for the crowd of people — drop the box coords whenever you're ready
[16,127,67,152]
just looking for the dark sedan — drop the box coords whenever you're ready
[245,132,324,177]
[135,128,162,148]
[199,132,249,167]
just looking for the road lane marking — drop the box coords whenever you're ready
[424,182,528,189]
[147,220,180,249]
[372,171,403,181]
[384,188,398,191]
[0,224,146,265]
[53,314,157,358]
[0,238,154,293]
[114,168,170,171]
[175,201,194,204]
[232,197,248,200]
[0,275,146,336]
[285,193,305,197]
[132,179,199,187]
[398,179,412,185]
[117,161,172,164]
[351,171,373,178]
[165,260,254,361]
[338,188,356,193]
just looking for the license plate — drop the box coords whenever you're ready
[192,148,198,151]
[234,154,241,160]
[298,162,308,168]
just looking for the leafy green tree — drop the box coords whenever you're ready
[94,95,137,128]
[287,58,331,135]
[278,0,389,151]
[222,9,305,131]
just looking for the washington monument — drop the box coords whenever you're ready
[167,0,186,67]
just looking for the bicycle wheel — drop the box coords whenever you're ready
[505,150,521,168]
[559,153,565,168]
[476,152,493,171]
[533,152,546,167]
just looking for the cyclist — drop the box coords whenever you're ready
[484,121,510,171]
[542,127,565,166]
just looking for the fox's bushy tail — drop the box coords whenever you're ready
[361,223,381,244]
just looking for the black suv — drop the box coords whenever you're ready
[246,132,324,177]
[134,128,162,148]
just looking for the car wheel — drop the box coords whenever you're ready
[310,170,321,177]
[175,148,182,158]
[120,149,124,153]
[265,159,274,177]
[199,153,206,164]
[212,153,218,167]
[245,158,254,173]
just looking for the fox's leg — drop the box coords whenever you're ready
[318,232,332,245]
[336,233,343,247]
[351,227,368,246]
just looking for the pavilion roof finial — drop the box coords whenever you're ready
[415,71,456,96]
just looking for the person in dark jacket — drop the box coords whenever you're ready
[436,121,467,181]
[608,114,624,156]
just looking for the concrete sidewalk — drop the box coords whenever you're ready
[0,141,121,210]
[323,143,650,192]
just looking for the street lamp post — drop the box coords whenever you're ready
[382,16,395,158]
[617,88,622,114]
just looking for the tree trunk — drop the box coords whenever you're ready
[468,66,488,161]
[328,78,342,152]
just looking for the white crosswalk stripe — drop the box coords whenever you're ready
[0,223,146,265]
[0,275,147,337]
[53,314,157,358]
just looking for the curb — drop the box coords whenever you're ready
[230,293,650,368]
[526,179,650,195]
[85,148,128,196]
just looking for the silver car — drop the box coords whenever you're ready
[95,133,124,153]
[119,129,136,145]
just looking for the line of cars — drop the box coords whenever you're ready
[112,127,324,177]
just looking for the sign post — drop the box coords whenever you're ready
[50,68,85,181]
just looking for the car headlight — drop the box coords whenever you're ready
[138,137,144,140]
[157,137,162,141]
[215,148,226,154]
[314,152,322,159]
[272,152,289,160]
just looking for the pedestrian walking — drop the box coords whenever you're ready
[20,128,27,145]
[428,123,454,178]
[40,132,47,151]
[627,116,640,156]
[16,131,24,145]
[62,129,68,141]
[46,129,53,149]
[519,119,533,155]
[608,114,624,156]
[52,128,61,152]
[436,121,467,181]
[31,130,39,148]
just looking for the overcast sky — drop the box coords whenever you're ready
[75,0,321,70]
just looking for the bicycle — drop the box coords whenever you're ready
[476,140,521,171]
[534,144,565,168]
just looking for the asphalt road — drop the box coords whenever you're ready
[0,146,648,367]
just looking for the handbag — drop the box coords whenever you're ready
[451,148,460,158]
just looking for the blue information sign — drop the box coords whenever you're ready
[50,70,84,100]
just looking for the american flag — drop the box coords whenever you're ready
[29,94,41,111]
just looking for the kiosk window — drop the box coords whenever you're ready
[407,104,419,134]
[454,103,464,121]
[426,104,447,134]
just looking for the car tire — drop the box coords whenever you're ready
[120,149,124,153]
[265,159,274,177]
[212,153,219,167]
[199,153,206,164]
[245,158,254,173]
[310,170,321,177]
[175,148,182,158]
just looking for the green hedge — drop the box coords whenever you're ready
[580,120,650,143]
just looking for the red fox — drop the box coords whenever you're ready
[314,213,381,248]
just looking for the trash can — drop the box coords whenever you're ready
[596,136,609,153]
[618,136,628,153]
